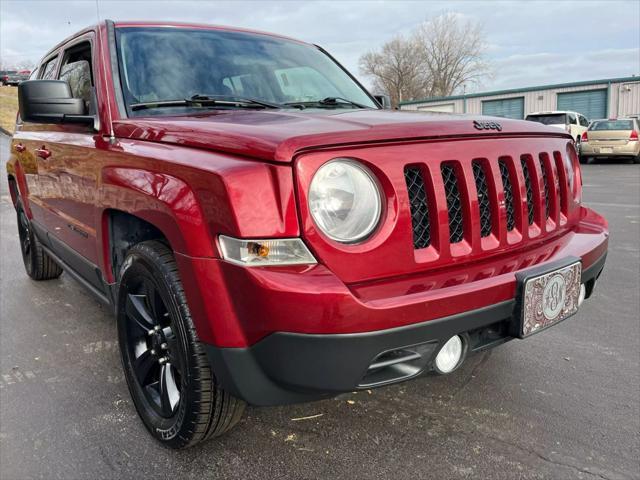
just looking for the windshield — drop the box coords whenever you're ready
[526,114,567,125]
[589,120,634,131]
[115,27,377,115]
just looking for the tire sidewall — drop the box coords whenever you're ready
[15,202,35,277]
[117,247,199,447]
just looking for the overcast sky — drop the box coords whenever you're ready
[1,0,638,95]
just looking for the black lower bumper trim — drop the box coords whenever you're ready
[205,251,607,406]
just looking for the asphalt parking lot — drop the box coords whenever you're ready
[0,132,638,480]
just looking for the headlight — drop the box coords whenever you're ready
[308,159,382,243]
[219,236,316,266]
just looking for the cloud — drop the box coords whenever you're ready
[1,0,638,92]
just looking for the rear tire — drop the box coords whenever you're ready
[117,240,245,449]
[16,202,63,281]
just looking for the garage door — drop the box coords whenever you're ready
[557,89,607,121]
[481,97,524,119]
[417,103,455,113]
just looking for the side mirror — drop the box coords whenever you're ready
[18,80,94,126]
[373,94,392,110]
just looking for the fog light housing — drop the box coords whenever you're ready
[434,335,464,374]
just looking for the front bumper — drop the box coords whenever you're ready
[581,142,640,157]
[206,253,606,405]
[189,207,609,406]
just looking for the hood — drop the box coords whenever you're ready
[112,109,569,163]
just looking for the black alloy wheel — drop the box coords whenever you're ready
[15,202,62,280]
[117,241,245,448]
[123,279,183,418]
[17,207,33,272]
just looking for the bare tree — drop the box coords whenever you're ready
[416,13,490,97]
[359,35,428,108]
[359,13,490,105]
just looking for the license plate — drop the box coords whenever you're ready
[600,147,613,154]
[516,260,582,337]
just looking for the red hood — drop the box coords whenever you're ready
[112,109,569,163]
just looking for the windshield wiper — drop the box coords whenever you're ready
[130,94,285,111]
[189,94,285,109]
[319,97,369,108]
[284,97,369,109]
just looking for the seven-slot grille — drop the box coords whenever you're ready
[405,152,571,250]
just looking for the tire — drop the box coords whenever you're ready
[117,240,245,449]
[634,155,640,164]
[16,202,63,280]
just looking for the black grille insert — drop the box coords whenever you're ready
[498,159,516,231]
[404,167,431,249]
[441,164,464,243]
[520,157,535,225]
[539,155,551,219]
[472,161,492,237]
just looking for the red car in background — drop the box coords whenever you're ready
[6,21,608,449]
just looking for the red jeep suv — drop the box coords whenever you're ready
[6,21,608,449]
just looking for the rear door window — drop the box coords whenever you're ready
[567,113,577,124]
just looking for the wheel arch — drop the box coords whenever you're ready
[100,166,217,283]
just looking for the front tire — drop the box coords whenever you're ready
[117,240,244,449]
[16,203,62,280]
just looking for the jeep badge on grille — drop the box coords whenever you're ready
[474,120,502,131]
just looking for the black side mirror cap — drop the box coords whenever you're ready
[373,94,392,109]
[18,80,95,127]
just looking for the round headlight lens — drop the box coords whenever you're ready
[308,159,382,243]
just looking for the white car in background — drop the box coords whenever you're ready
[525,111,589,153]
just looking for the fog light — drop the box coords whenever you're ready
[434,335,464,374]
[578,284,586,307]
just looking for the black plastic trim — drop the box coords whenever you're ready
[205,300,515,406]
[31,220,114,307]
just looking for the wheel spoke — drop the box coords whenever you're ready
[133,349,156,384]
[159,363,180,416]
[126,294,156,333]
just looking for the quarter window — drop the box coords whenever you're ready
[41,56,58,80]
[567,113,577,124]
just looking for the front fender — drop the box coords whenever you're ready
[101,167,215,258]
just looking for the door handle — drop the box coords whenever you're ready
[35,146,51,159]
[14,143,26,153]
